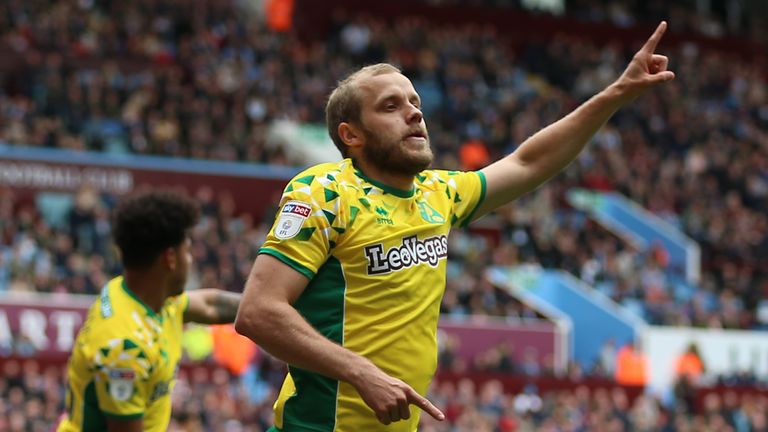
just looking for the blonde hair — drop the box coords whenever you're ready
[325,63,401,157]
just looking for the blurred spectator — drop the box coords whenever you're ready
[674,342,706,386]
[597,338,618,377]
[519,347,542,377]
[614,341,648,386]
[459,138,491,171]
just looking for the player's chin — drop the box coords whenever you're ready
[411,146,433,166]
[402,136,430,151]
[402,153,433,174]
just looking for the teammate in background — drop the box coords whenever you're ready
[57,191,242,432]
[235,22,675,432]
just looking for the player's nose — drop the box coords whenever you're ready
[405,103,423,124]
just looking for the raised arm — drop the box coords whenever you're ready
[234,254,444,425]
[184,289,241,324]
[475,21,675,217]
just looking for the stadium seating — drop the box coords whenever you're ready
[2,1,765,327]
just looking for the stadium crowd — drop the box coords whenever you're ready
[419,0,767,43]
[2,355,768,431]
[0,185,265,296]
[2,0,766,328]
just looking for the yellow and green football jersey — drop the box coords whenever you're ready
[261,158,486,432]
[57,276,188,432]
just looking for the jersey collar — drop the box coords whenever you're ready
[121,278,163,322]
[352,161,416,198]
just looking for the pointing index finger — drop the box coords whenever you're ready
[406,387,445,421]
[641,21,667,54]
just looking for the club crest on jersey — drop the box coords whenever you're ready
[107,368,136,401]
[364,235,449,275]
[275,201,312,239]
[416,201,445,224]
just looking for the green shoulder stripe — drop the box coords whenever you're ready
[460,170,487,228]
[259,248,316,280]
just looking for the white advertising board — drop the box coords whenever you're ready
[643,326,768,393]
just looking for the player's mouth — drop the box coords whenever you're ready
[404,130,428,144]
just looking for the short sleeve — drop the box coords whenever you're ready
[91,338,152,418]
[167,292,189,318]
[437,170,487,228]
[178,292,190,313]
[259,171,345,279]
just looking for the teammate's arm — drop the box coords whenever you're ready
[235,254,445,425]
[184,289,241,324]
[105,418,143,432]
[474,21,675,218]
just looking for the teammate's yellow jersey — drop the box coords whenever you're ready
[261,158,486,432]
[57,276,188,432]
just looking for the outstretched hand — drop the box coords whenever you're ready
[615,21,675,101]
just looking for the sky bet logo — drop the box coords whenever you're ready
[275,201,312,240]
[364,235,448,275]
[282,203,311,217]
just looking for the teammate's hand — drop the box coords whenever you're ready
[352,367,445,425]
[613,21,676,102]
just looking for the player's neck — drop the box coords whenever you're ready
[123,271,169,314]
[353,158,415,193]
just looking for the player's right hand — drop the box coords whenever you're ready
[352,367,445,425]
[612,21,675,103]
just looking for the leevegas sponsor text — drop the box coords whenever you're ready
[364,235,448,275]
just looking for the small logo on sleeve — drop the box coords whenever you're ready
[107,368,136,401]
[275,201,312,239]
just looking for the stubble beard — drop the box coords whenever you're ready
[361,127,434,177]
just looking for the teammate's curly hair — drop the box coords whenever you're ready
[113,191,200,269]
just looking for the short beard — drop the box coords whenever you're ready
[361,128,433,176]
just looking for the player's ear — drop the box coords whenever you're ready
[339,122,363,151]
[163,247,177,270]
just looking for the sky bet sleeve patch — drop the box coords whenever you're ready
[274,201,312,239]
[107,368,137,401]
